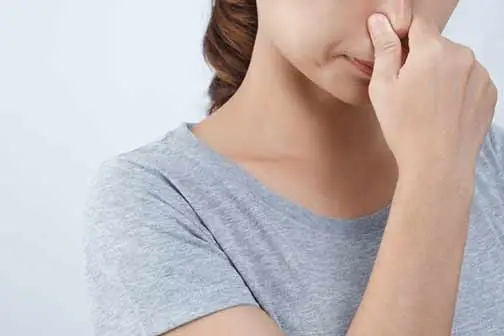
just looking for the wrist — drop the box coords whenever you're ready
[397,166,476,203]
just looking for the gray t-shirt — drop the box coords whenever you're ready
[83,122,504,336]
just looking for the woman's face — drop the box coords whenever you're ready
[256,0,460,105]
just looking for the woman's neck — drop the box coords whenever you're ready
[207,34,391,167]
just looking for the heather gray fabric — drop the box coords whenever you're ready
[83,122,504,336]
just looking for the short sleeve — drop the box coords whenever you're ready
[83,157,259,336]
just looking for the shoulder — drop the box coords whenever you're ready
[86,122,198,201]
[83,123,206,239]
[82,126,260,335]
[96,123,198,185]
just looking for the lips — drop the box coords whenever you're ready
[353,58,375,72]
[354,58,375,69]
[348,57,374,77]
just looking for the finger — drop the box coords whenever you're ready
[480,78,498,124]
[408,14,441,46]
[368,13,402,84]
[464,61,488,114]
[473,69,498,140]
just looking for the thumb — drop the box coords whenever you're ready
[368,13,402,84]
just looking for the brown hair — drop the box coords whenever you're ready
[203,0,258,114]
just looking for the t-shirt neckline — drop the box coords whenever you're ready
[172,121,391,231]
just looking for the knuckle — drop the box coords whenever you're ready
[488,81,499,104]
[473,62,490,86]
[479,63,491,80]
[456,46,476,68]
[425,38,445,57]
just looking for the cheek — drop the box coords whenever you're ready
[261,1,348,64]
[272,22,348,72]
[269,27,332,75]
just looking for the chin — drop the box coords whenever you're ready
[323,82,372,107]
[312,61,373,107]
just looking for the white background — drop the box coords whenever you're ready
[0,1,503,334]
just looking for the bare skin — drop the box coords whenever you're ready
[191,27,400,220]
[165,0,498,335]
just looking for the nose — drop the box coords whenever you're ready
[378,0,412,40]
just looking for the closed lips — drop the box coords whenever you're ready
[353,58,374,71]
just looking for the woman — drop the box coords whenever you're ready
[84,0,504,335]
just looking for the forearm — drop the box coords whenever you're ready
[347,168,475,336]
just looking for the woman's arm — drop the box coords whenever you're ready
[346,11,497,335]
[164,166,475,336]
[347,167,475,336]
[164,305,285,336]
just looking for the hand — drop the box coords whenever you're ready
[367,13,498,178]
